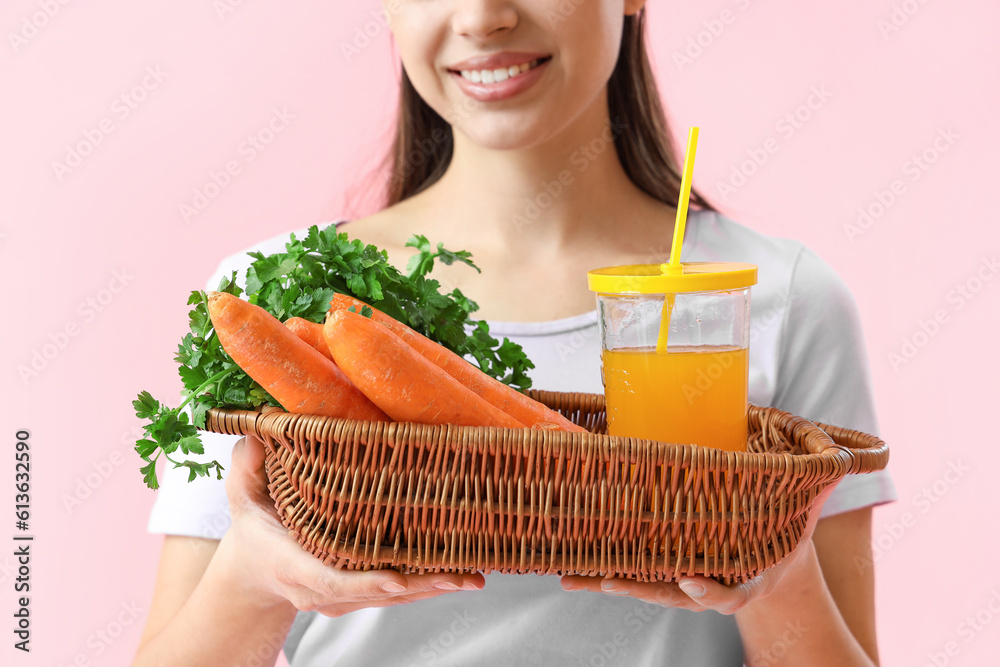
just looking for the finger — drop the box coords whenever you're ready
[283,568,485,611]
[398,570,486,594]
[230,434,265,473]
[355,570,485,599]
[561,575,705,611]
[675,574,765,615]
[560,575,604,593]
[287,561,485,606]
[312,588,467,617]
[310,569,485,601]
[226,436,271,509]
[338,573,485,607]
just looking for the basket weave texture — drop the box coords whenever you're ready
[205,390,888,584]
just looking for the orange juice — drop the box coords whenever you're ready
[602,345,748,452]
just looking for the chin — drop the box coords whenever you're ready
[451,115,557,152]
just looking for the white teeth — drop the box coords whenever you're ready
[458,58,543,85]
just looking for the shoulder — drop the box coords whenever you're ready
[693,210,854,311]
[692,210,804,268]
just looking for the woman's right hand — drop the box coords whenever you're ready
[216,434,485,617]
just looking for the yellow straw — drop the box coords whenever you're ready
[655,126,700,353]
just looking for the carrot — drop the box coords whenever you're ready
[324,309,525,428]
[284,317,333,361]
[531,422,562,431]
[328,294,587,433]
[206,292,389,421]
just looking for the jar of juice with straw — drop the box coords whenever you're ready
[588,263,757,451]
[587,126,756,452]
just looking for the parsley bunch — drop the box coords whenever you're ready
[134,225,534,490]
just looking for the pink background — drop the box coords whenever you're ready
[2,1,997,665]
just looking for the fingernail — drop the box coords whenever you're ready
[678,581,705,598]
[600,581,627,595]
[381,582,406,593]
[434,581,460,591]
[461,581,481,591]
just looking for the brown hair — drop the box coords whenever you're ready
[380,8,714,211]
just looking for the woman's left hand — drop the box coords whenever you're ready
[560,483,837,614]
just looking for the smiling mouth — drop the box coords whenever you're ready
[449,56,552,85]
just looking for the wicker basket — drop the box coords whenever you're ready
[205,390,888,584]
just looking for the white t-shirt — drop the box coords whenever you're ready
[148,210,896,666]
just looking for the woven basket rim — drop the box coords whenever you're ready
[202,395,888,479]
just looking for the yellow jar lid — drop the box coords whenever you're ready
[587,262,758,294]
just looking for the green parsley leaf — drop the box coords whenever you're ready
[133,391,160,420]
[140,461,159,490]
[405,234,480,279]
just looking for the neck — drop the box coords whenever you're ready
[417,89,668,255]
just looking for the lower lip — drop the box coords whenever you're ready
[449,59,550,102]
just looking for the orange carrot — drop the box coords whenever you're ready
[531,422,562,431]
[328,294,587,432]
[324,309,525,428]
[284,317,333,361]
[206,292,389,421]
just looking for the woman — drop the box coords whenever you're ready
[135,2,895,665]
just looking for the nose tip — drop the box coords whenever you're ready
[451,3,519,39]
